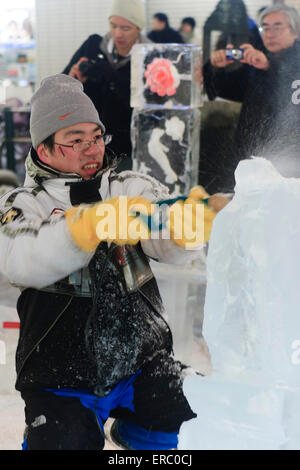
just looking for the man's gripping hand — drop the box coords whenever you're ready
[239,44,269,70]
[65,196,153,252]
[166,186,230,249]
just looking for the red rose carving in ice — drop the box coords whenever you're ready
[144,58,180,97]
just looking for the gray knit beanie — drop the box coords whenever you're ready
[30,74,105,149]
[109,0,145,30]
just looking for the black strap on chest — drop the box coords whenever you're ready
[66,175,102,205]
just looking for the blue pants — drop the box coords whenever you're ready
[21,355,197,450]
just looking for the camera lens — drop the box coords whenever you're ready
[79,61,91,75]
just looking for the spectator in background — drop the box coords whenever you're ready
[63,0,151,172]
[203,4,300,181]
[179,17,202,45]
[199,0,265,194]
[148,13,184,44]
[214,0,264,51]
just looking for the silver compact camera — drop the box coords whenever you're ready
[226,48,244,61]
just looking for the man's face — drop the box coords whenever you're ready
[37,122,106,180]
[181,23,193,34]
[152,18,165,31]
[261,12,299,53]
[109,15,140,53]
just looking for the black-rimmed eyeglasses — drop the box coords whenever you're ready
[54,134,112,153]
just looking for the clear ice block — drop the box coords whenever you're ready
[131,43,202,109]
[179,374,286,450]
[178,158,300,450]
[204,157,300,388]
[131,108,200,196]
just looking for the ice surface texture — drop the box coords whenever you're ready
[131,44,202,109]
[179,158,300,449]
[205,157,300,386]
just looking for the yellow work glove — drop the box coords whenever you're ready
[167,186,217,249]
[65,196,153,252]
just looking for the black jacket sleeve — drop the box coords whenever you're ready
[203,60,254,103]
[62,34,103,75]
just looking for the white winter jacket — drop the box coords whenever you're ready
[0,150,200,293]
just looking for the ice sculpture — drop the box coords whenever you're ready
[131,43,202,109]
[131,109,200,196]
[179,158,300,450]
[131,43,202,196]
[130,43,206,373]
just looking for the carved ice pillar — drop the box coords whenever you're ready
[130,43,203,197]
[130,44,209,371]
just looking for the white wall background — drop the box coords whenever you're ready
[35,0,300,84]
[35,0,114,83]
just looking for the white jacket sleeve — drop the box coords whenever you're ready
[0,190,93,289]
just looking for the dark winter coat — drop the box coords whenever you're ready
[147,27,184,44]
[203,39,300,179]
[63,33,151,172]
[16,242,173,397]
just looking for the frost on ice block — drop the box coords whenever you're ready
[131,43,202,109]
[179,158,300,450]
[131,108,200,196]
[204,157,300,387]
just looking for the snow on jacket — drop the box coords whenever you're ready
[0,149,200,394]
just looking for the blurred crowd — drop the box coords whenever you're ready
[1,1,300,201]
[147,13,201,45]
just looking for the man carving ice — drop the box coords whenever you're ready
[0,74,227,450]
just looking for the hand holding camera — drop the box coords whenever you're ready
[210,44,235,68]
[211,43,269,71]
[68,57,89,83]
[239,44,270,70]
[68,55,106,84]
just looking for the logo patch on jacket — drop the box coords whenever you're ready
[0,207,23,225]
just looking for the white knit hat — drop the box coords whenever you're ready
[109,0,145,30]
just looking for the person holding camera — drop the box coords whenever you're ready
[203,4,300,180]
[63,0,151,172]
